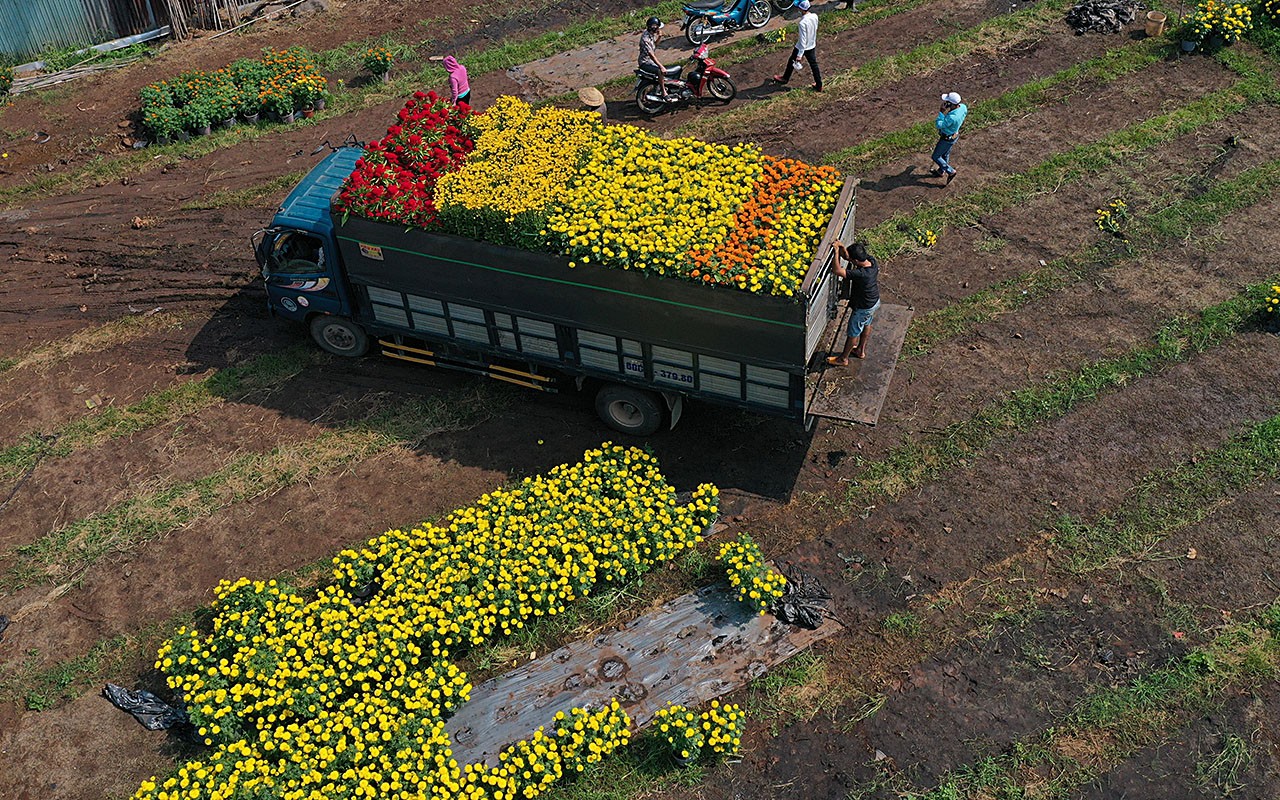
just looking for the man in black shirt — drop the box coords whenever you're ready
[827,241,881,365]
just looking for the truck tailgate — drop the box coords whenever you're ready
[804,303,913,426]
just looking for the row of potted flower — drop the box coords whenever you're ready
[133,445,721,800]
[334,94,842,299]
[140,47,328,142]
[1176,0,1278,49]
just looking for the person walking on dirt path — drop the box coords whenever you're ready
[772,0,822,92]
[444,56,471,105]
[826,241,880,365]
[931,91,967,184]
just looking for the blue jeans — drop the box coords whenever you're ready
[931,137,956,175]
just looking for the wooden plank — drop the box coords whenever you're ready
[445,583,842,766]
[804,303,913,425]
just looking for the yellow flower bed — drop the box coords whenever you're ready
[547,126,763,278]
[435,97,597,246]
[136,445,719,800]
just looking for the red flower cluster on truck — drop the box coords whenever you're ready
[334,91,476,227]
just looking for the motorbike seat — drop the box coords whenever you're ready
[639,63,685,79]
[685,0,723,9]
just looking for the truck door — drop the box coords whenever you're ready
[259,229,349,320]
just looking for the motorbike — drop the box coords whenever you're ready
[634,43,737,115]
[681,0,772,46]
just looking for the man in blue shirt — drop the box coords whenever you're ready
[931,91,967,185]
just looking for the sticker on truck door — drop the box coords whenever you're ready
[358,243,385,261]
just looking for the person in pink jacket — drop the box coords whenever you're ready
[444,56,471,105]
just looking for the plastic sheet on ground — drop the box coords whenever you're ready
[1065,0,1145,33]
[102,683,188,730]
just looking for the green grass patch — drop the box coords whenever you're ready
[674,0,1071,142]
[9,635,132,711]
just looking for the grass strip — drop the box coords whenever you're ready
[0,347,318,483]
[0,386,501,592]
[844,272,1280,507]
[901,604,1280,798]
[673,0,1071,141]
[824,35,1167,174]
[905,154,1280,356]
[0,311,191,375]
[1052,413,1280,574]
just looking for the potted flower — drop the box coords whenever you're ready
[0,63,13,98]
[290,74,326,118]
[363,45,394,83]
[207,80,238,128]
[259,86,295,123]
[143,105,183,144]
[1262,283,1280,334]
[181,97,215,136]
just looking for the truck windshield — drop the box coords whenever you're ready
[266,231,328,277]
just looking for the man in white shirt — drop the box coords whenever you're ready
[771,0,822,92]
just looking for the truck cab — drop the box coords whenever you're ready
[253,148,364,352]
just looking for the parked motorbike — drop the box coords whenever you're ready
[634,43,737,115]
[681,0,772,46]
[771,0,795,9]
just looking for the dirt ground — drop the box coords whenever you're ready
[1,0,1279,797]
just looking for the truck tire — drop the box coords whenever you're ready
[595,385,664,437]
[310,315,369,357]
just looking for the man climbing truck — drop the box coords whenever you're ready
[254,146,908,435]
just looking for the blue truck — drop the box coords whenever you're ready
[253,147,872,435]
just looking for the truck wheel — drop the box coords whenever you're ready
[310,315,369,357]
[595,385,664,437]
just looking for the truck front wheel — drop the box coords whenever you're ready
[595,385,664,437]
[310,315,369,357]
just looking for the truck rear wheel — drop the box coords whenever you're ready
[595,385,664,437]
[310,315,369,357]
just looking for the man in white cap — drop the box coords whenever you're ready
[771,0,822,92]
[931,91,967,184]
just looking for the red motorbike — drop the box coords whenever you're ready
[634,43,736,115]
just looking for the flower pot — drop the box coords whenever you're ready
[301,107,315,119]
[273,111,296,124]
[1180,39,1197,52]
[221,117,236,129]
[1143,10,1166,37]
[196,124,213,136]
[241,111,260,124]
[1208,34,1226,49]
[314,97,326,111]
[673,753,699,768]
[379,71,391,84]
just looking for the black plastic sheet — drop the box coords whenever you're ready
[102,683,187,731]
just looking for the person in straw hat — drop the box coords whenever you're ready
[578,86,607,120]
